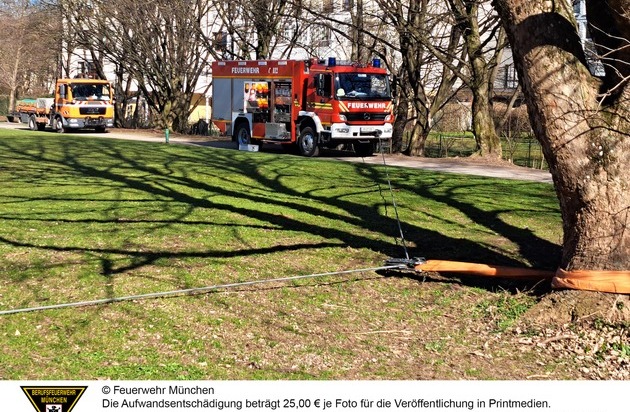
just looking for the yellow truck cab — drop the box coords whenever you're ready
[15,78,115,133]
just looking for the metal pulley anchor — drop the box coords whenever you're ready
[384,257,426,269]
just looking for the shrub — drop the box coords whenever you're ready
[433,103,471,133]
[493,102,532,136]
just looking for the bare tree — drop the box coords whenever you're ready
[0,1,58,111]
[492,0,630,289]
[214,0,305,60]
[355,0,507,159]
[249,0,289,59]
[305,1,390,60]
[345,0,374,62]
[397,1,507,158]
[446,0,505,159]
[60,0,219,132]
[376,0,465,155]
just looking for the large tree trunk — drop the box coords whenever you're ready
[7,14,26,113]
[351,0,368,62]
[403,122,429,156]
[470,81,502,158]
[450,0,503,159]
[391,94,408,154]
[9,55,20,113]
[160,90,192,133]
[492,0,630,277]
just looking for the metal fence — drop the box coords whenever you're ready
[423,133,547,170]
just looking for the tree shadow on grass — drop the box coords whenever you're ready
[355,163,562,268]
[0,135,561,298]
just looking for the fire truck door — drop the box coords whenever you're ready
[231,80,247,113]
[212,78,232,119]
[315,73,333,126]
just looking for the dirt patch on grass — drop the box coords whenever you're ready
[521,290,630,327]
[204,273,629,380]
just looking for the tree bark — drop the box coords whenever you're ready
[391,90,408,153]
[493,0,630,271]
[403,121,429,156]
[9,47,21,113]
[351,0,368,62]
[450,0,503,159]
[470,81,502,157]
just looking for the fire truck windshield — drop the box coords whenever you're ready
[335,73,391,100]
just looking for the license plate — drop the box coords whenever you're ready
[360,127,375,133]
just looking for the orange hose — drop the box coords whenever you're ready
[415,260,630,294]
[552,268,630,294]
[416,260,555,280]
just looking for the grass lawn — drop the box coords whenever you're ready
[0,128,567,379]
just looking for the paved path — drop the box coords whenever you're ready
[349,154,553,183]
[1,121,553,183]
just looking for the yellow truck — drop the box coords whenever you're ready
[13,78,115,133]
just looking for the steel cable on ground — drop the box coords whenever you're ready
[373,139,410,260]
[1,142,419,316]
[0,264,407,316]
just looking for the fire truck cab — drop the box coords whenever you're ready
[211,58,394,157]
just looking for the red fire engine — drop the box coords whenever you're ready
[211,58,394,157]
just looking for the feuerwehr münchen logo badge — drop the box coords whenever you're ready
[21,386,87,412]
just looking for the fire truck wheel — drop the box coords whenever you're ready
[54,117,65,133]
[28,115,38,131]
[234,123,251,145]
[298,127,319,157]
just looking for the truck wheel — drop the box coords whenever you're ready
[353,142,374,157]
[234,122,251,145]
[28,115,38,131]
[54,117,65,133]
[298,127,319,157]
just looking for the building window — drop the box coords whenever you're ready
[312,25,331,48]
[77,61,97,78]
[503,64,518,89]
[214,31,228,49]
[281,24,296,44]
[572,0,585,16]
[213,31,231,59]
[584,38,606,76]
